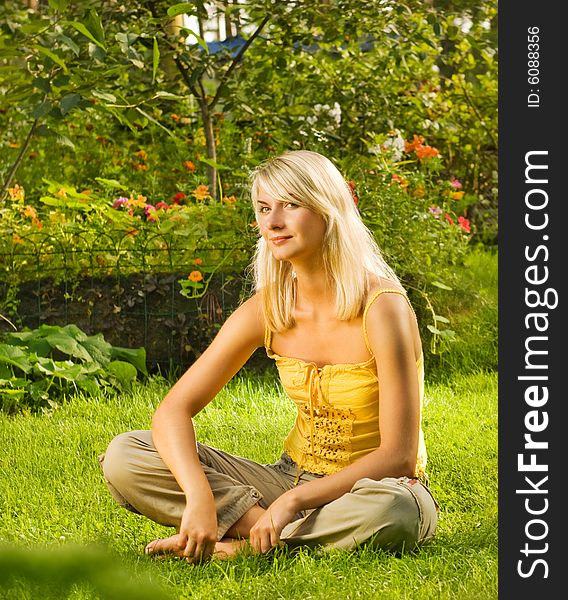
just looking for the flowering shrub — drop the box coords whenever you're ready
[0,179,255,317]
[350,130,476,353]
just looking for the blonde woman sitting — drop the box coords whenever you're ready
[100,150,438,562]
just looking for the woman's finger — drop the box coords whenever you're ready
[183,537,197,560]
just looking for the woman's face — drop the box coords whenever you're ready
[256,187,327,266]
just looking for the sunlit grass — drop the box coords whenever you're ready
[0,369,497,599]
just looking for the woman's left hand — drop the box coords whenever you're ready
[249,491,299,553]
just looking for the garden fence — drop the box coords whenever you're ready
[0,227,255,371]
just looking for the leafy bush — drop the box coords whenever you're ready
[0,324,147,413]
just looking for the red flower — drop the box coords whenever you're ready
[458,216,471,233]
[155,201,169,210]
[172,192,186,204]
[347,180,358,205]
[444,213,454,225]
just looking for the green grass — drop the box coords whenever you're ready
[0,368,497,599]
[426,247,498,381]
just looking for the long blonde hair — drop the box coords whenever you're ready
[250,150,401,331]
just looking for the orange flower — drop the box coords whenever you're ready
[23,205,37,218]
[192,184,210,201]
[56,188,67,197]
[8,142,20,149]
[135,149,148,161]
[222,195,237,205]
[171,113,181,122]
[415,145,440,160]
[188,270,203,282]
[132,161,149,171]
[391,174,409,189]
[8,184,25,202]
[404,134,424,153]
[193,257,203,265]
[183,160,197,172]
[450,191,465,201]
[32,217,43,229]
[12,233,24,245]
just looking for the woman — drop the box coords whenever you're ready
[100,150,438,563]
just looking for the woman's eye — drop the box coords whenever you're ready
[258,206,270,213]
[286,202,298,208]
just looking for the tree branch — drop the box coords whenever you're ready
[208,14,270,110]
[0,118,39,203]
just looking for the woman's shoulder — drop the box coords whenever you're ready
[365,276,407,307]
[226,291,266,342]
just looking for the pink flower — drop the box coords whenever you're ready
[112,197,129,209]
[450,178,462,189]
[429,205,442,217]
[144,204,157,222]
[458,216,471,233]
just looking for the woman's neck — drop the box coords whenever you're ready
[292,264,335,316]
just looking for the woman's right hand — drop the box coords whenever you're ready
[178,495,218,563]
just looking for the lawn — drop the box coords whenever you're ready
[0,369,497,599]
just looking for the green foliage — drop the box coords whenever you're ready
[0,0,497,371]
[0,324,147,412]
[0,544,172,600]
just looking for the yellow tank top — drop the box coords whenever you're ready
[265,288,428,478]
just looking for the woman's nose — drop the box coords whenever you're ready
[266,206,284,229]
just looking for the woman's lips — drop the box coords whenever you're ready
[270,236,292,245]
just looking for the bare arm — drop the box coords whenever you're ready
[150,293,265,559]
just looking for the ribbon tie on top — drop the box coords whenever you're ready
[293,364,323,485]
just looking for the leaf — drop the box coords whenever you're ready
[433,315,450,323]
[439,329,456,340]
[32,77,51,94]
[107,360,138,387]
[81,334,112,368]
[135,107,175,138]
[57,33,80,56]
[0,344,32,374]
[31,100,53,120]
[44,332,93,362]
[48,0,70,10]
[179,28,208,52]
[35,358,83,380]
[153,91,185,100]
[91,89,117,103]
[94,177,124,189]
[198,157,231,170]
[427,325,441,335]
[35,46,68,73]
[60,93,82,116]
[67,21,106,50]
[431,280,453,290]
[110,346,147,376]
[167,3,196,17]
[85,9,105,47]
[152,37,160,84]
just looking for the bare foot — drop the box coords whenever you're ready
[145,533,187,558]
[213,538,248,560]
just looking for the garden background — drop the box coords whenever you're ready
[0,1,497,598]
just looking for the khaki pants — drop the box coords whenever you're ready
[99,430,438,552]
